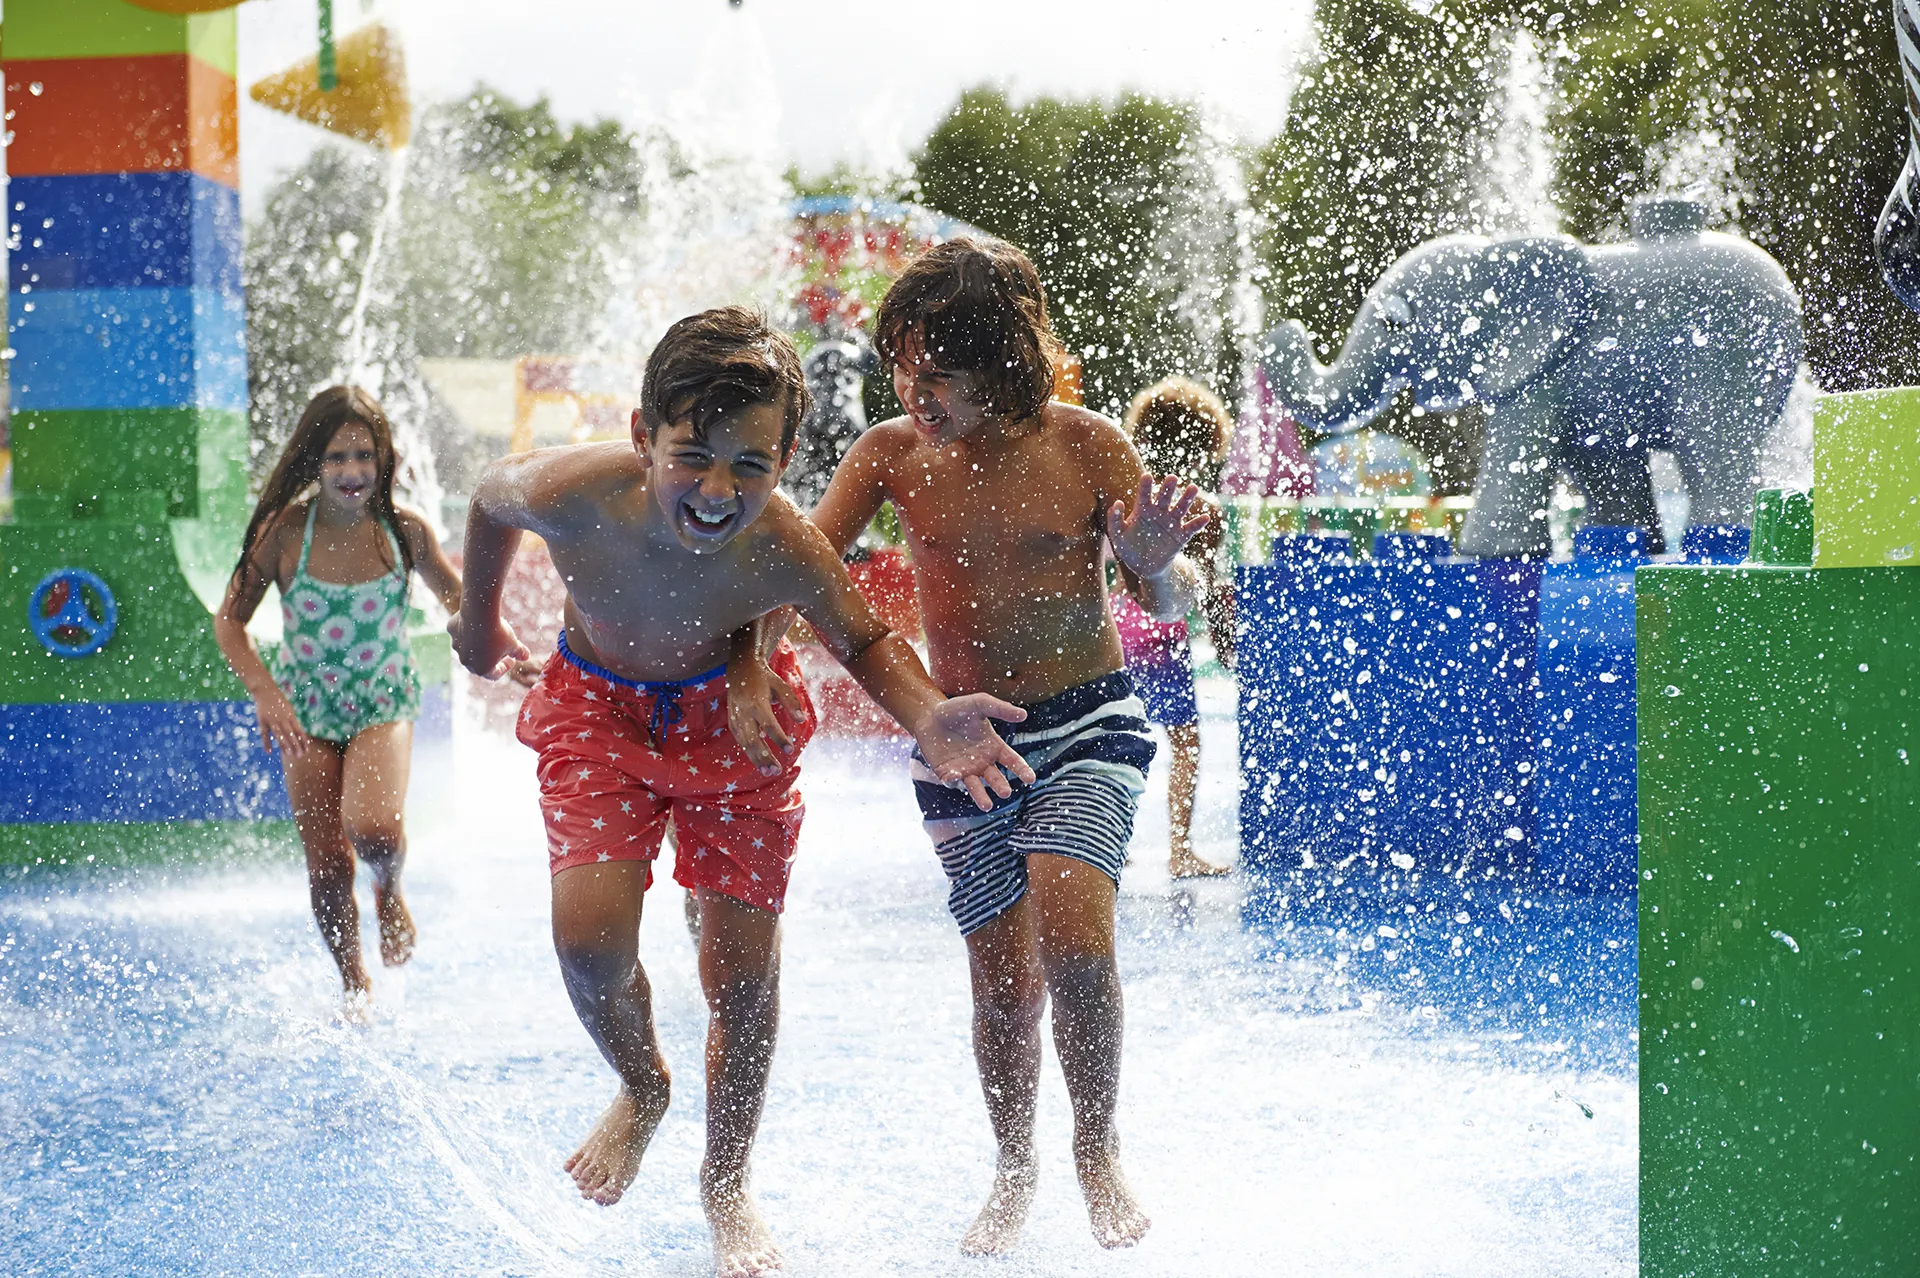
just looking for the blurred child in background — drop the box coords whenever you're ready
[1114,377,1234,879]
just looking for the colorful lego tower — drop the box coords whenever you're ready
[0,0,292,861]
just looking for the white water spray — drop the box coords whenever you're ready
[340,146,410,384]
[1481,27,1560,234]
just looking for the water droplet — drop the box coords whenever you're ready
[1664,684,1682,697]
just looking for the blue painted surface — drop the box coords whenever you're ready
[9,286,247,410]
[1678,522,1751,563]
[1238,523,1761,900]
[1533,527,1649,889]
[0,686,452,825]
[7,173,241,296]
[0,700,290,823]
[1237,533,1541,913]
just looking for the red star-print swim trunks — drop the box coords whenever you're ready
[516,632,817,913]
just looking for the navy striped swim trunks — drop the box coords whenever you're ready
[911,671,1155,935]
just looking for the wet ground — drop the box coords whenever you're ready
[1,682,1635,1276]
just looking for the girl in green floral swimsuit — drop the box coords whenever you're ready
[213,386,465,1015]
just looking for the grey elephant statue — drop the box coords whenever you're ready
[784,334,881,511]
[1260,198,1803,557]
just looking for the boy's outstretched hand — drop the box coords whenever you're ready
[1107,475,1211,579]
[728,653,809,776]
[449,611,532,680]
[918,696,1038,812]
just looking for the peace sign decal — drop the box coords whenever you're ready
[29,569,118,659]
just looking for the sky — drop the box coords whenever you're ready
[237,0,1317,213]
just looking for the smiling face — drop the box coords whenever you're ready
[635,401,789,553]
[890,341,1003,447]
[317,421,381,517]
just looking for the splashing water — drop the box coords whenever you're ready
[340,147,411,387]
[0,690,1636,1276]
[586,12,797,368]
[1646,85,1753,232]
[1480,27,1560,235]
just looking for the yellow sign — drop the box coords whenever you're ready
[248,21,410,150]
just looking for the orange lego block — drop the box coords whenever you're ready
[3,55,237,187]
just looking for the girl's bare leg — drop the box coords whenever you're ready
[1026,854,1150,1249]
[695,889,785,1278]
[341,721,415,964]
[552,862,673,1205]
[281,741,364,999]
[1164,724,1228,878]
[960,899,1046,1254]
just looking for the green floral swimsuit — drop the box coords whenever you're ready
[273,503,422,742]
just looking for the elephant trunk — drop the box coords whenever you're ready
[1259,320,1401,436]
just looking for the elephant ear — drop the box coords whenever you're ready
[1472,235,1600,400]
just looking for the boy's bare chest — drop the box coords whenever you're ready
[547,539,777,641]
[895,459,1099,567]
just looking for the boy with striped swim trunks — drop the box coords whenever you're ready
[732,238,1210,1256]
[451,307,1033,1278]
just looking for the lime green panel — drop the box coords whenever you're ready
[1637,564,1920,1275]
[0,818,296,867]
[411,627,451,687]
[0,0,237,77]
[0,518,246,703]
[1815,387,1920,569]
[11,407,247,520]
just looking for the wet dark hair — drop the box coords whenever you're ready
[1123,376,1234,481]
[640,306,810,456]
[874,236,1063,421]
[234,385,412,591]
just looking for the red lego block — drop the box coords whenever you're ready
[4,54,237,188]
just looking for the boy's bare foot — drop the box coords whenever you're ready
[704,1170,783,1276]
[1169,850,1231,879]
[1076,1143,1150,1249]
[961,1157,1036,1255]
[565,1080,670,1205]
[375,886,416,967]
[337,980,373,1026]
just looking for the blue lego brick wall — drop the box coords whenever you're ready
[0,700,291,823]
[1238,525,1753,901]
[1237,533,1541,907]
[1533,527,1645,889]
[8,173,241,296]
[9,286,246,410]
[0,685,453,826]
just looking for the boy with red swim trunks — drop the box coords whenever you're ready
[450,306,1032,1278]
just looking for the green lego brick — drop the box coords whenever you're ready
[0,518,247,703]
[0,0,237,77]
[1815,387,1920,569]
[10,408,248,520]
[1749,487,1814,566]
[411,627,451,687]
[0,819,296,867]
[1637,564,1920,1275]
